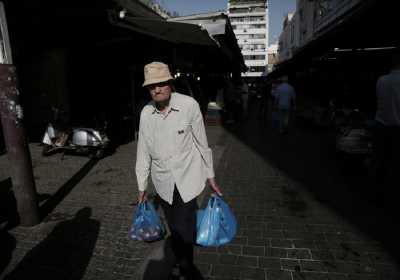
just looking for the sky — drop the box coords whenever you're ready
[159,0,296,45]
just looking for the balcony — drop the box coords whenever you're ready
[229,2,266,9]
[241,50,267,55]
[229,12,266,18]
[234,28,267,35]
[237,38,267,44]
[245,60,267,67]
[231,21,267,25]
[242,72,264,77]
[229,0,266,6]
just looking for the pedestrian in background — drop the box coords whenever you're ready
[273,76,297,134]
[135,62,222,279]
[269,80,279,128]
[241,81,249,120]
[224,78,235,124]
[372,53,400,203]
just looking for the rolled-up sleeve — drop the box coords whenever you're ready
[190,101,215,178]
[135,115,151,192]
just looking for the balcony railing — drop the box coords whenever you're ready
[229,12,266,18]
[229,0,266,6]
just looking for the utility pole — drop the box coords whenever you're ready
[0,2,39,226]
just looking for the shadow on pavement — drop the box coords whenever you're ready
[3,207,100,280]
[39,159,99,220]
[0,178,19,229]
[0,229,16,275]
[142,237,176,280]
[141,236,204,280]
[224,114,400,263]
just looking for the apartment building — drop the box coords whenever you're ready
[227,0,269,78]
[277,0,364,64]
[267,43,278,72]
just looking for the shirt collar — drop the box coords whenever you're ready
[151,92,180,115]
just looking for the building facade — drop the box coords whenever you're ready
[313,0,362,36]
[267,43,278,72]
[276,0,364,64]
[227,0,269,78]
[296,0,315,47]
[278,12,296,63]
[278,0,363,62]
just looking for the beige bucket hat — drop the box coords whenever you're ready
[142,61,174,87]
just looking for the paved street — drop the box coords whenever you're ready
[1,119,400,280]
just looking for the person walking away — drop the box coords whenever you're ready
[274,76,296,133]
[269,80,279,127]
[241,82,249,120]
[373,53,400,205]
[135,62,222,279]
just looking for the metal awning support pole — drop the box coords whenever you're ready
[0,65,40,226]
[0,2,39,226]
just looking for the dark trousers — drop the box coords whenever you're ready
[160,187,197,278]
[372,123,400,203]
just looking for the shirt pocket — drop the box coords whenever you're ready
[175,123,192,153]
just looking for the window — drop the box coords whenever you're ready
[248,66,265,72]
[252,24,265,28]
[253,7,265,12]
[229,8,249,14]
[250,34,266,39]
[257,44,265,49]
[243,55,265,60]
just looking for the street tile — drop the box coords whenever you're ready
[2,122,400,280]
[238,256,259,267]
[281,259,301,271]
[243,246,265,256]
[219,254,238,265]
[265,269,292,280]
[259,257,281,270]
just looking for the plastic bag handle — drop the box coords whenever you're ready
[138,201,148,211]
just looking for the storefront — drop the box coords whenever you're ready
[1,0,245,146]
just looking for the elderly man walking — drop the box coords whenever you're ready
[135,62,222,279]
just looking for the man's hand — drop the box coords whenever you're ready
[138,191,147,203]
[207,177,223,196]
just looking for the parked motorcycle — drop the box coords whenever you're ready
[41,108,110,159]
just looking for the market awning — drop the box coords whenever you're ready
[111,15,218,47]
[168,13,246,72]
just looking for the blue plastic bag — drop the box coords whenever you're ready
[196,195,237,247]
[129,201,165,242]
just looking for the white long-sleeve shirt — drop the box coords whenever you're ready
[135,92,215,204]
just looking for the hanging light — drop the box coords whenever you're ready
[119,9,127,19]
